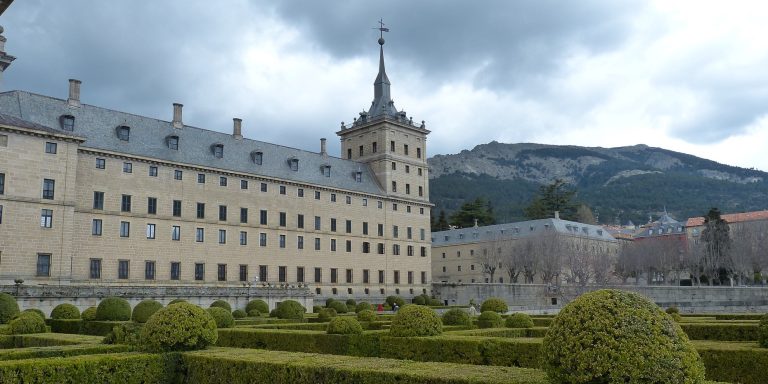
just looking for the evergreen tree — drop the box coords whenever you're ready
[524,179,578,220]
[434,210,450,231]
[449,198,495,228]
[701,208,732,285]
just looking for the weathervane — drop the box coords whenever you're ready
[373,18,389,45]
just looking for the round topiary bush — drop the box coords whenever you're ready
[131,300,163,323]
[248,309,261,317]
[506,313,534,328]
[318,308,337,322]
[168,299,187,305]
[23,308,46,321]
[758,314,768,348]
[480,298,508,313]
[245,300,269,315]
[666,306,680,315]
[232,309,247,319]
[355,302,372,313]
[357,309,377,322]
[273,300,305,320]
[412,295,426,305]
[477,311,503,328]
[390,305,442,337]
[542,289,705,384]
[312,305,323,313]
[0,293,20,324]
[329,301,349,314]
[428,298,442,306]
[9,312,47,335]
[345,299,357,308]
[385,296,405,308]
[206,307,234,328]
[209,300,232,312]
[81,306,97,321]
[51,303,80,320]
[96,297,131,321]
[325,298,336,307]
[327,316,363,335]
[140,302,217,352]
[442,308,472,327]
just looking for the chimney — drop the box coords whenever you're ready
[172,103,183,128]
[320,138,327,156]
[232,118,243,139]
[67,79,81,107]
[554,211,560,220]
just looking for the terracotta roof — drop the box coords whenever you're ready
[685,210,768,227]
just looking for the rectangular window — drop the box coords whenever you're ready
[392,244,400,255]
[392,203,398,211]
[330,218,337,232]
[393,225,399,238]
[359,145,363,156]
[218,264,227,281]
[219,176,227,186]
[96,158,105,169]
[407,245,414,256]
[314,216,321,230]
[118,260,129,279]
[240,180,248,189]
[240,207,248,223]
[404,144,409,155]
[314,237,321,250]
[417,147,422,159]
[405,184,410,195]
[378,224,384,237]
[297,266,305,283]
[171,262,181,280]
[37,254,51,277]
[363,269,370,284]
[120,221,130,237]
[420,246,427,257]
[239,265,248,282]
[172,200,182,217]
[0,204,2,224]
[378,270,385,284]
[362,242,370,254]
[297,214,304,229]
[40,209,53,228]
[196,228,204,242]
[418,186,423,197]
[172,225,181,241]
[345,220,352,234]
[42,179,55,200]
[394,270,400,284]
[408,271,414,284]
[346,269,353,284]
[279,212,286,227]
[123,162,133,173]
[44,142,58,154]
[372,142,378,153]
[346,240,352,252]
[278,266,287,282]
[145,261,156,280]
[239,231,247,245]
[407,227,413,239]
[377,243,384,255]
[314,267,322,283]
[330,238,336,252]
[92,219,102,235]
[120,194,131,212]
[390,140,395,152]
[362,222,368,235]
[147,197,157,214]
[198,173,206,183]
[0,173,4,195]
[297,235,304,249]
[219,229,226,244]
[421,271,427,284]
[146,223,156,239]
[279,185,286,195]
[93,191,104,210]
[420,228,425,241]
[391,162,396,171]
[314,191,320,200]
[147,165,157,177]
[174,169,183,180]
[346,195,351,205]
[260,183,268,192]
[219,205,227,221]
[279,234,286,248]
[259,233,267,247]
[259,265,268,282]
[330,193,336,202]
[362,198,368,206]
[196,203,205,219]
[260,210,267,225]
[331,268,338,284]
[391,181,397,193]
[297,188,304,197]
[195,263,205,281]
[89,259,102,279]
[347,148,352,159]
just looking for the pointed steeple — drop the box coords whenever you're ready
[368,22,397,119]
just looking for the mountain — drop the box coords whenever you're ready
[428,142,768,224]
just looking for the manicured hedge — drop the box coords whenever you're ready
[695,341,768,384]
[681,323,759,341]
[714,314,765,321]
[216,329,382,357]
[248,323,330,331]
[0,333,104,348]
[82,321,129,336]
[49,319,83,334]
[0,344,130,361]
[379,336,543,368]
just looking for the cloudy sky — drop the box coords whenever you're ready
[3,1,768,170]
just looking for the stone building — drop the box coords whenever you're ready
[0,28,432,302]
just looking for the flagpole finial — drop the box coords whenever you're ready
[374,18,389,45]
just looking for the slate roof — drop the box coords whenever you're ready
[0,111,84,139]
[0,90,386,195]
[685,210,768,227]
[431,218,617,246]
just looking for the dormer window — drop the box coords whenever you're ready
[321,165,331,177]
[116,125,130,141]
[251,151,263,165]
[288,158,299,171]
[211,144,224,158]
[354,171,362,183]
[60,115,75,131]
[166,135,179,150]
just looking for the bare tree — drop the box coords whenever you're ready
[616,241,644,284]
[730,221,768,285]
[591,241,615,285]
[475,235,504,283]
[536,232,563,285]
[498,238,522,283]
[564,235,594,285]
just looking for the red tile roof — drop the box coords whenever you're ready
[685,210,768,227]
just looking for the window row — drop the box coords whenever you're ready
[390,180,424,197]
[347,141,423,160]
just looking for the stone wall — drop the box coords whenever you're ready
[1,284,313,315]
[433,283,768,313]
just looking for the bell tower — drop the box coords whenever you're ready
[337,22,430,202]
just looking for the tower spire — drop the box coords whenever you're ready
[369,19,397,118]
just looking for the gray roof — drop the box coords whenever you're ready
[0,112,84,139]
[431,218,618,246]
[0,90,385,195]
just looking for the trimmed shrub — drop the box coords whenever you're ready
[442,308,472,327]
[480,298,508,313]
[355,302,372,313]
[269,309,278,318]
[209,300,232,312]
[168,299,187,305]
[312,305,323,313]
[95,297,131,321]
[206,307,234,328]
[246,299,269,315]
[0,293,20,324]
[247,309,262,317]
[232,309,247,319]
[329,301,349,314]
[131,300,163,323]
[385,296,405,308]
[327,317,363,335]
[357,309,376,322]
[542,289,705,384]
[140,302,217,352]
[51,303,80,320]
[273,300,305,320]
[49,319,83,334]
[81,307,97,321]
[412,295,426,305]
[22,308,46,321]
[478,311,503,329]
[759,314,768,348]
[345,299,357,308]
[506,313,534,328]
[666,306,680,315]
[671,313,683,322]
[428,298,442,306]
[104,322,143,345]
[390,305,442,337]
[318,308,337,322]
[325,298,336,307]
[9,312,47,335]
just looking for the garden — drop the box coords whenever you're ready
[0,290,765,383]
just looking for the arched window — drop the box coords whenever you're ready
[116,125,130,141]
